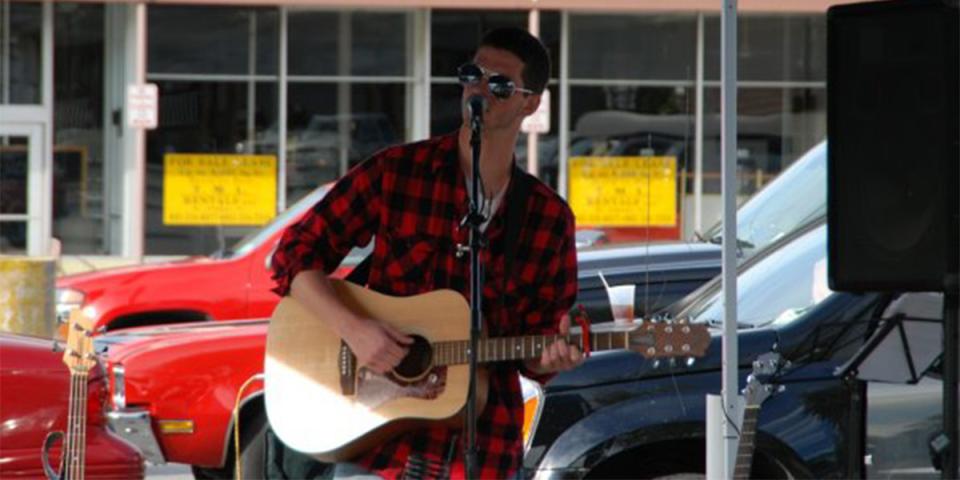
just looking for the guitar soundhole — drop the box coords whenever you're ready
[392,335,432,382]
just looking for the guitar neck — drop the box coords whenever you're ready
[64,371,89,480]
[732,405,760,480]
[432,330,630,366]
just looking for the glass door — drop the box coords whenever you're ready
[0,123,45,255]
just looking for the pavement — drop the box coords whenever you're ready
[146,463,194,479]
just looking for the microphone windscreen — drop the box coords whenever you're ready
[467,95,486,119]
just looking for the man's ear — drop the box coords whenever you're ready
[522,94,542,117]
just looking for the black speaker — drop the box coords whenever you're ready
[827,0,959,292]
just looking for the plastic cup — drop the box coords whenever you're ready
[606,284,636,325]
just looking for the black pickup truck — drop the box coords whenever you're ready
[526,221,946,479]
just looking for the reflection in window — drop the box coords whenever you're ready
[286,83,405,205]
[0,135,28,253]
[570,14,697,81]
[704,14,826,82]
[149,6,277,75]
[701,87,826,196]
[54,3,106,254]
[0,1,42,104]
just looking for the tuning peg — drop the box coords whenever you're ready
[96,326,107,335]
[52,341,62,353]
[85,353,98,361]
[68,349,81,359]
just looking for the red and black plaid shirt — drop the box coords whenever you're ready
[271,132,578,479]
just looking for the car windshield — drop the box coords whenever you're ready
[679,222,832,328]
[222,185,331,259]
[704,141,826,260]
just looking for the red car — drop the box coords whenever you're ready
[56,185,361,331]
[0,333,144,479]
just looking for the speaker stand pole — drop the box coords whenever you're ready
[942,276,958,480]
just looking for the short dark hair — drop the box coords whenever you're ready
[478,27,551,94]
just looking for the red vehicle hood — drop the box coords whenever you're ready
[97,319,269,365]
[57,256,216,290]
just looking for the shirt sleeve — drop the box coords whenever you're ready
[270,153,384,296]
[518,206,579,384]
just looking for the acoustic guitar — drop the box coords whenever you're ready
[42,310,97,480]
[264,279,711,461]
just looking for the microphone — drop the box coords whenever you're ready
[467,95,486,124]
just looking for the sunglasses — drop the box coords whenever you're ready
[457,62,535,99]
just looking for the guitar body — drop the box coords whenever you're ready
[264,281,486,462]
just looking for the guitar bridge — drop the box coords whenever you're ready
[340,341,357,396]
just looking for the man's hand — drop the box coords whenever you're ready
[525,314,584,375]
[341,318,413,375]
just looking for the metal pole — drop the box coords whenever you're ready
[943,279,958,480]
[558,12,570,198]
[277,7,288,212]
[720,0,740,478]
[527,9,540,177]
[694,13,705,236]
[131,2,146,262]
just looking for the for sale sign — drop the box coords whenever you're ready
[163,153,277,226]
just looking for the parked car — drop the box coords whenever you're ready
[0,332,144,479]
[523,221,946,479]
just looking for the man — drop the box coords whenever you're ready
[270,27,581,479]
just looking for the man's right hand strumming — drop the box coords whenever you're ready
[342,317,413,374]
[289,269,412,375]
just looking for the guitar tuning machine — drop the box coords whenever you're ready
[51,341,63,353]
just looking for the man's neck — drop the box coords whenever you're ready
[457,125,517,198]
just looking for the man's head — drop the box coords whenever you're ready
[460,28,550,132]
[477,27,550,95]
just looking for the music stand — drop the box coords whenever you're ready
[836,293,943,383]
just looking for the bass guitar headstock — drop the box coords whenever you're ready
[62,309,97,374]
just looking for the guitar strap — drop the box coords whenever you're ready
[345,165,532,288]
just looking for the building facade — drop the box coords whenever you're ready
[0,0,839,258]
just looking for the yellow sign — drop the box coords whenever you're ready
[163,153,277,226]
[569,156,677,227]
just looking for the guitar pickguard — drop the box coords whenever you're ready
[355,366,447,409]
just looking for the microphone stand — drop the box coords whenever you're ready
[463,98,486,480]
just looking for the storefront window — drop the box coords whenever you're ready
[701,87,826,196]
[53,3,105,254]
[0,1,42,105]
[570,14,697,80]
[149,6,272,75]
[286,10,410,206]
[705,14,827,82]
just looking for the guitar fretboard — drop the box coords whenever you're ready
[65,371,89,480]
[733,405,760,480]
[432,331,634,366]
